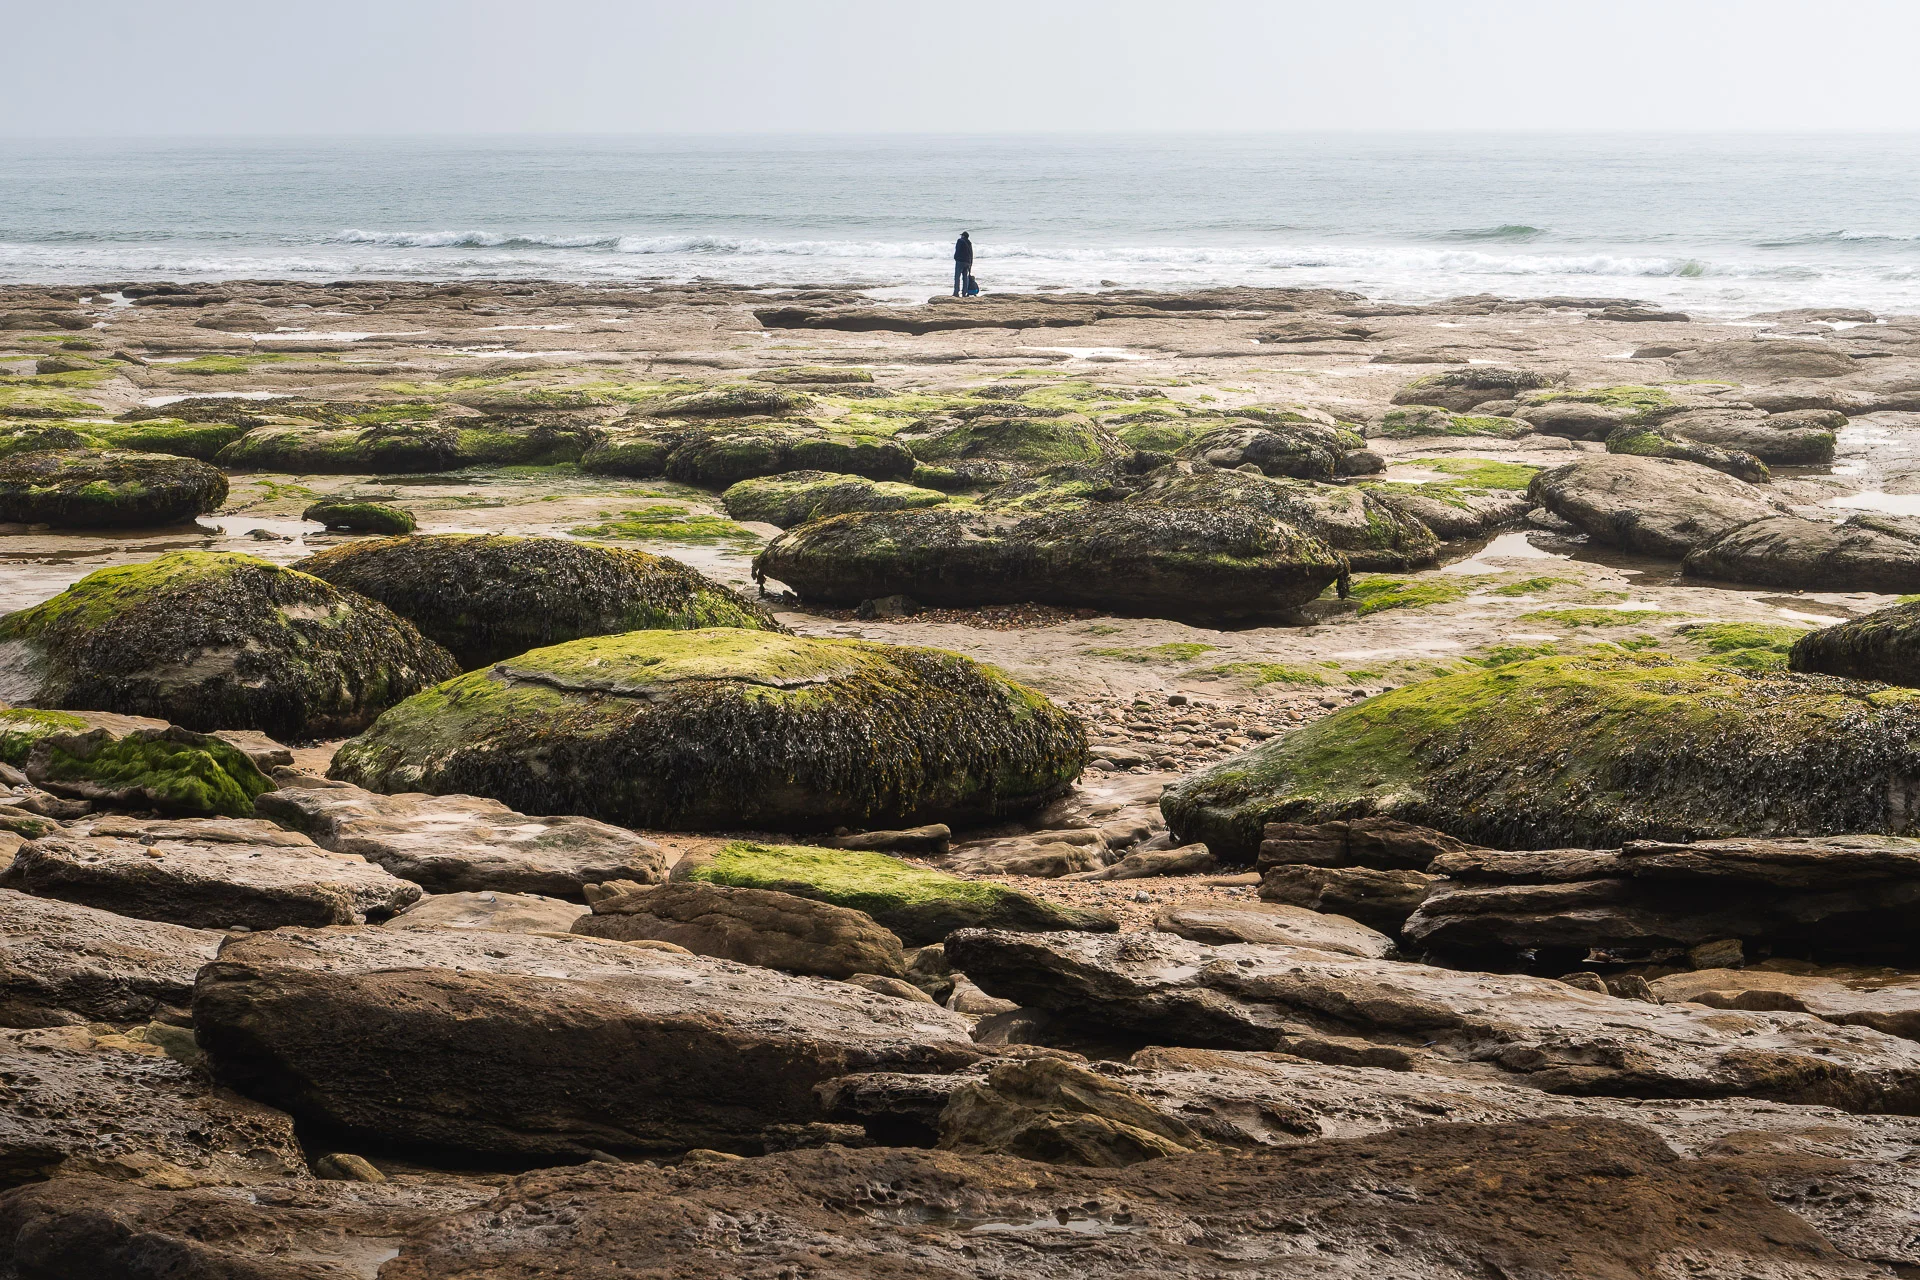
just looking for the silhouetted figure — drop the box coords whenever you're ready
[953,231,973,297]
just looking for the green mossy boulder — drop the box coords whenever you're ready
[1174,422,1347,480]
[330,630,1086,832]
[217,418,597,474]
[901,411,1122,475]
[301,500,417,535]
[751,367,873,385]
[756,501,1348,626]
[0,551,460,740]
[1130,465,1439,572]
[673,842,1117,944]
[0,449,227,528]
[581,422,914,486]
[1162,653,1920,858]
[87,418,253,461]
[1375,406,1534,440]
[295,533,784,670]
[643,385,816,418]
[22,723,273,818]
[1791,600,1920,686]
[0,707,96,765]
[721,470,949,528]
[1391,368,1554,412]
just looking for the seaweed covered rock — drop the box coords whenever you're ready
[1363,482,1534,542]
[0,449,226,529]
[0,552,459,740]
[899,409,1123,479]
[671,841,1116,945]
[20,724,273,818]
[328,629,1086,833]
[1161,652,1920,858]
[1172,422,1349,480]
[755,504,1348,625]
[1129,464,1439,572]
[1604,424,1770,483]
[643,384,816,418]
[0,424,99,459]
[1528,454,1779,558]
[719,470,948,528]
[217,417,598,474]
[581,421,913,486]
[301,499,416,535]
[1391,367,1554,412]
[1684,513,1920,591]
[1374,406,1533,440]
[1790,598,1920,685]
[294,534,782,670]
[86,418,252,461]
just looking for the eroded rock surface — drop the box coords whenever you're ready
[0,889,220,1027]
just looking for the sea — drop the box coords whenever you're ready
[3,133,1919,317]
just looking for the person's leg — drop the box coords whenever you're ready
[954,263,963,295]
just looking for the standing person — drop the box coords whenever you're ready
[953,231,973,297]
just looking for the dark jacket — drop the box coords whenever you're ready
[954,236,973,268]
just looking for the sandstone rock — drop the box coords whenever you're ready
[1406,834,1920,958]
[1649,965,1920,1040]
[255,774,667,900]
[670,841,1112,945]
[1517,399,1634,438]
[1363,482,1535,541]
[0,551,458,740]
[1790,597,1920,683]
[1660,407,1838,465]
[1153,900,1394,958]
[1258,863,1437,933]
[192,927,979,1158]
[1604,423,1770,481]
[0,449,226,528]
[945,830,1107,877]
[943,928,1920,1111]
[1672,338,1860,381]
[1257,817,1479,871]
[1069,843,1215,880]
[1683,513,1920,590]
[384,890,588,935]
[295,533,782,670]
[720,469,947,528]
[843,973,933,1003]
[372,1121,1867,1279]
[1163,653,1920,856]
[0,889,220,1027]
[1528,454,1780,558]
[0,1024,303,1189]
[328,629,1086,833]
[572,881,907,979]
[1,832,420,930]
[935,1056,1203,1165]
[755,503,1349,625]
[0,1175,493,1280]
[826,824,951,856]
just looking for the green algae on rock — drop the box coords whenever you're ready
[755,502,1348,626]
[1605,423,1770,483]
[86,419,253,461]
[22,724,273,817]
[1791,600,1920,687]
[1375,407,1534,440]
[672,841,1116,945]
[217,417,598,474]
[328,629,1087,832]
[0,448,227,528]
[301,499,417,535]
[0,551,459,740]
[581,422,914,486]
[1162,653,1920,859]
[900,412,1122,474]
[0,424,101,458]
[720,471,948,529]
[1129,465,1439,573]
[296,533,783,670]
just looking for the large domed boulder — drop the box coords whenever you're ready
[0,552,459,739]
[294,534,783,670]
[1162,653,1920,859]
[0,449,226,528]
[1604,424,1769,483]
[328,629,1087,832]
[899,410,1122,480]
[1683,513,1920,591]
[1129,464,1438,572]
[581,422,913,486]
[1658,409,1837,466]
[1392,367,1553,412]
[754,503,1348,626]
[720,471,948,529]
[1528,454,1780,558]
[1172,422,1349,481]
[1790,599,1920,686]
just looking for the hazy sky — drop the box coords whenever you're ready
[9,0,1919,135]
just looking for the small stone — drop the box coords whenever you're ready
[1558,972,1610,995]
[313,1153,386,1183]
[844,973,936,1003]
[1166,694,1188,706]
[681,1149,743,1164]
[1689,938,1746,970]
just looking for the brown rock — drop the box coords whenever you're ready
[1153,900,1394,958]
[1650,965,1920,1041]
[571,882,907,979]
[1258,863,1436,933]
[383,890,588,936]
[1258,817,1477,871]
[0,889,220,1027]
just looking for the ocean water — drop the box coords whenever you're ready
[3,133,1919,315]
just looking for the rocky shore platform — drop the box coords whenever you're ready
[5,278,1920,1276]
